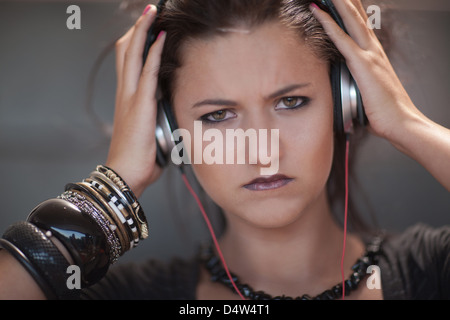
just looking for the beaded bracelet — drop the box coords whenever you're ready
[65,165,150,255]
[58,190,122,264]
[70,182,132,252]
[80,180,136,251]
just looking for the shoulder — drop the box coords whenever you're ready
[80,255,200,300]
[379,223,450,299]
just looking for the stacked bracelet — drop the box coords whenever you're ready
[65,181,130,254]
[62,165,149,259]
[0,165,150,299]
[84,177,140,248]
[95,165,149,239]
[59,190,122,264]
[28,198,110,287]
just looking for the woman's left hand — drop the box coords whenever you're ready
[311,0,420,140]
[311,0,450,191]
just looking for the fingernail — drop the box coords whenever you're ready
[142,4,152,16]
[157,30,166,41]
[310,3,320,11]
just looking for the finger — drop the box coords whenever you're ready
[115,26,135,89]
[355,0,384,43]
[310,4,362,62]
[121,5,158,96]
[349,0,368,21]
[327,0,373,50]
[134,31,166,118]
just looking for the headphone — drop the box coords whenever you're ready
[143,0,368,168]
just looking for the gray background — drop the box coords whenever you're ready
[0,0,449,264]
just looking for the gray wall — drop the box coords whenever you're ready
[0,1,449,264]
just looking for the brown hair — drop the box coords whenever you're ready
[153,0,340,103]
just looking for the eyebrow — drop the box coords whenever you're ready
[191,83,311,109]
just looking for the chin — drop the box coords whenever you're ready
[230,197,310,230]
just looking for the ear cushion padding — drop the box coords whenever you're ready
[330,62,344,134]
[160,99,178,132]
[355,84,368,127]
[155,99,178,167]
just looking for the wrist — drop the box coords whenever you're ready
[385,108,450,191]
[104,162,147,198]
[388,108,431,158]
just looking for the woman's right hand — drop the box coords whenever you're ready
[106,5,166,198]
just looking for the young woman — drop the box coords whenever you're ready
[0,0,449,300]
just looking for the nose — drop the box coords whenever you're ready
[240,111,282,174]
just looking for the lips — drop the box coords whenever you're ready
[243,174,294,191]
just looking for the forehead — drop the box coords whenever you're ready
[173,21,329,108]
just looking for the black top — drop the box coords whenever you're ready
[80,223,450,300]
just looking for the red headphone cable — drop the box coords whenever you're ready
[180,132,350,301]
[180,172,246,300]
[341,133,351,299]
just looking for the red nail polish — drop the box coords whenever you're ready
[157,31,166,40]
[310,3,320,10]
[142,4,151,16]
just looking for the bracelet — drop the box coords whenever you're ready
[27,198,110,287]
[78,181,134,251]
[0,165,151,299]
[88,171,143,240]
[59,190,122,264]
[0,221,77,300]
[84,176,140,248]
[95,165,149,239]
[65,182,131,253]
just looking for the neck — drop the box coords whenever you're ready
[217,190,364,297]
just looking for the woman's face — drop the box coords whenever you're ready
[172,21,334,229]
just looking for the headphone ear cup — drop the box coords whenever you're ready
[331,62,344,134]
[332,61,368,134]
[321,0,368,134]
[155,135,167,167]
[161,98,179,132]
[355,83,368,127]
[339,61,368,134]
[155,99,178,167]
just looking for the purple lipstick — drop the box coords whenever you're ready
[243,174,293,191]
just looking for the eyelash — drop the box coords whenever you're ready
[199,96,310,124]
[275,96,310,111]
[200,109,236,124]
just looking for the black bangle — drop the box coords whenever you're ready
[0,237,56,300]
[27,198,110,287]
[0,221,78,300]
[59,190,122,264]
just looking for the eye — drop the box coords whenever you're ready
[275,97,309,110]
[200,109,236,123]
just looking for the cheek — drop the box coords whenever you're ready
[283,103,334,186]
[307,126,334,186]
[178,123,239,207]
[190,162,241,213]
